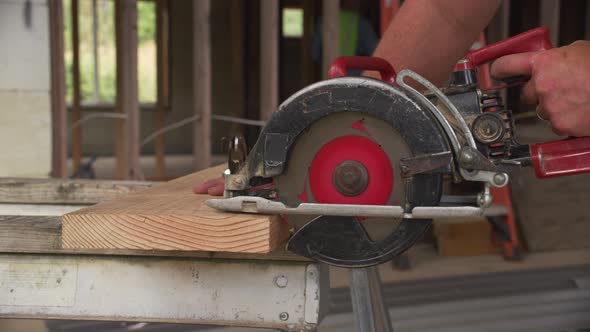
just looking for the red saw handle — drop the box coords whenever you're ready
[460,27,552,70]
[530,137,590,179]
[328,56,397,85]
[464,27,590,180]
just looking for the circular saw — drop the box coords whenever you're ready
[206,27,590,267]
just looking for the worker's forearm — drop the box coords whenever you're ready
[373,0,501,86]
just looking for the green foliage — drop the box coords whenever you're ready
[63,0,157,104]
[283,8,304,38]
[137,2,156,44]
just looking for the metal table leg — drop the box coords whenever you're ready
[349,266,393,332]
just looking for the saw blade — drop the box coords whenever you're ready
[275,112,412,242]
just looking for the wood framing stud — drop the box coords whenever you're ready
[48,0,68,178]
[154,0,170,179]
[540,0,560,46]
[193,0,212,171]
[71,0,82,173]
[259,0,279,121]
[322,0,340,79]
[115,0,141,180]
[486,0,510,44]
[230,0,246,135]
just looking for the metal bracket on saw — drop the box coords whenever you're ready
[206,196,484,219]
[396,69,509,189]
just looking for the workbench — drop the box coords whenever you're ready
[0,176,327,331]
[2,176,590,332]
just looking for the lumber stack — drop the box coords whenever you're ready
[62,165,289,253]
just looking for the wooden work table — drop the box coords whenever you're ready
[0,170,588,331]
[0,166,298,261]
[0,171,317,330]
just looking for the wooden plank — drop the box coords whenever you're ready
[0,177,153,205]
[0,216,61,251]
[540,0,560,45]
[71,0,82,172]
[434,219,500,257]
[115,0,141,180]
[154,0,170,179]
[193,0,212,170]
[0,204,82,216]
[322,0,339,79]
[48,0,68,178]
[259,0,279,121]
[62,164,290,253]
[0,215,300,261]
[301,0,316,86]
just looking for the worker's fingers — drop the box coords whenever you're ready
[551,125,566,136]
[193,177,224,195]
[490,52,537,80]
[520,80,538,105]
[207,184,225,196]
[536,105,550,122]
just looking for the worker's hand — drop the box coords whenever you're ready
[490,40,590,137]
[193,177,225,196]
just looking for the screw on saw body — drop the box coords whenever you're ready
[459,149,476,168]
[279,312,289,321]
[332,160,369,196]
[274,275,288,288]
[493,173,508,187]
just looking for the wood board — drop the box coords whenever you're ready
[62,164,289,253]
[433,218,500,257]
[0,177,154,205]
[1,215,302,261]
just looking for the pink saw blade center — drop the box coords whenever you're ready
[308,135,394,205]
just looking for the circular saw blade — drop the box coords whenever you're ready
[276,112,410,206]
[275,112,411,242]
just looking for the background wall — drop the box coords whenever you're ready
[0,0,52,177]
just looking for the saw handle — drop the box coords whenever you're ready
[530,137,590,179]
[459,27,553,70]
[328,56,397,85]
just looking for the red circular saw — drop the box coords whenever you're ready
[207,27,590,267]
